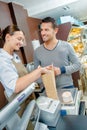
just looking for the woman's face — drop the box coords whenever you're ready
[6,31,26,51]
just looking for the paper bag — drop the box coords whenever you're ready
[42,70,58,100]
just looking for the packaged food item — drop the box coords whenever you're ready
[62,91,73,103]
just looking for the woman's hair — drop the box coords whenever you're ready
[0,25,22,48]
[39,17,58,29]
[2,25,20,42]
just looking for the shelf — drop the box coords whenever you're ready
[67,26,84,56]
[68,34,81,41]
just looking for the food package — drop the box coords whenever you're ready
[41,70,58,100]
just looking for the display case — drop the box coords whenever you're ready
[82,27,87,54]
[67,26,84,57]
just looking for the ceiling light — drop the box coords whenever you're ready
[63,6,70,10]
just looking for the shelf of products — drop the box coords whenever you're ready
[67,27,84,57]
[67,25,87,93]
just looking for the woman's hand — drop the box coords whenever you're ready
[38,65,50,75]
[38,65,61,76]
[45,65,61,76]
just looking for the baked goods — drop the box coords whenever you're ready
[62,91,73,103]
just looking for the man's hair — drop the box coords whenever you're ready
[39,17,58,29]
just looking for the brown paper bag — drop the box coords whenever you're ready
[41,70,58,100]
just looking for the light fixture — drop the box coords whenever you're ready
[63,6,70,10]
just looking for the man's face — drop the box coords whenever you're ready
[40,22,57,42]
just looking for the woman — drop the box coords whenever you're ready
[0,25,49,99]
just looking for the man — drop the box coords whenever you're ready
[34,17,81,89]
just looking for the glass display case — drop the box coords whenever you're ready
[82,27,87,55]
[67,26,84,57]
[67,25,87,93]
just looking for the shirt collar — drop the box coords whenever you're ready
[0,49,14,60]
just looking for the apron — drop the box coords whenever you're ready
[8,60,35,117]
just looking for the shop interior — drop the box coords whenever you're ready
[0,0,87,130]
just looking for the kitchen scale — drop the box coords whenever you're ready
[36,96,61,127]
